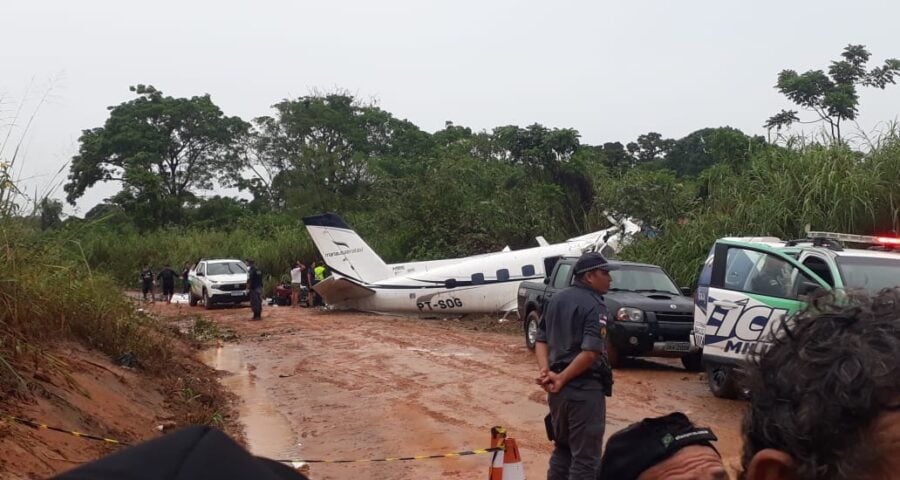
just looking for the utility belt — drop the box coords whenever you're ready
[550,360,613,397]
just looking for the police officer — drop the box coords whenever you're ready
[534,251,617,480]
[140,264,155,302]
[246,259,264,320]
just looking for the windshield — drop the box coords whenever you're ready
[207,262,248,276]
[836,256,900,294]
[609,266,680,295]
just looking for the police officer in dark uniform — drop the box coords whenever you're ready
[246,259,264,320]
[534,251,617,480]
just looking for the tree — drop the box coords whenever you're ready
[665,127,765,177]
[597,141,632,174]
[64,85,249,228]
[765,44,900,143]
[626,132,675,165]
[249,94,431,212]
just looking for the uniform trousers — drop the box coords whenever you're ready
[249,287,263,319]
[547,386,606,480]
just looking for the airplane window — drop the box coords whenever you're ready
[497,269,510,281]
[522,265,535,276]
[471,273,485,284]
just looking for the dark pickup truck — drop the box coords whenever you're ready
[517,256,702,371]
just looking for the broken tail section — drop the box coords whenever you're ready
[302,213,392,284]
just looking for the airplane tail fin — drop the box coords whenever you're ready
[303,213,392,284]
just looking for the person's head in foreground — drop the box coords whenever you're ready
[741,288,900,480]
[598,411,727,480]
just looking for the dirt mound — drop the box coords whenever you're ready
[0,319,239,479]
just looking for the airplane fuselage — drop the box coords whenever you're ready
[329,242,586,315]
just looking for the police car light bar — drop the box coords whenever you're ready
[808,231,900,247]
[875,236,900,246]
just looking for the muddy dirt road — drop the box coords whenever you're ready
[154,302,746,479]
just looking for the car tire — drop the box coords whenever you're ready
[203,290,213,310]
[606,340,621,369]
[524,310,540,350]
[189,293,199,307]
[706,364,740,399]
[681,352,703,372]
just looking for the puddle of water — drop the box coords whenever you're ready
[199,344,297,459]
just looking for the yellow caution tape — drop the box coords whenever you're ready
[3,413,507,466]
[2,414,131,446]
[274,446,504,464]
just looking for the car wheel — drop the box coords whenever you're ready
[706,364,739,399]
[524,310,540,350]
[203,290,213,310]
[606,339,621,369]
[681,352,703,372]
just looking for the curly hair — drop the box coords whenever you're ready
[740,288,900,480]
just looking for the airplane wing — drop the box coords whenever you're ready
[313,276,375,304]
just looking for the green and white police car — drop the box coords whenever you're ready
[691,232,900,398]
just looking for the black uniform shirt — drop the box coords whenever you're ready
[248,266,264,289]
[141,269,154,284]
[535,281,609,389]
[157,268,177,286]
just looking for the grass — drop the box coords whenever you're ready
[622,135,900,287]
[0,220,174,395]
[61,218,316,296]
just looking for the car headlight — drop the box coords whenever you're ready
[616,307,644,322]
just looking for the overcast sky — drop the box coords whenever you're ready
[3,0,899,215]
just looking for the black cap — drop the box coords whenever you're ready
[598,412,719,480]
[573,252,619,275]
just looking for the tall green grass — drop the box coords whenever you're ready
[64,215,316,292]
[623,135,900,287]
[0,221,174,395]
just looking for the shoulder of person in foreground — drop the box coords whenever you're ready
[53,425,308,480]
[741,288,900,480]
[598,411,726,480]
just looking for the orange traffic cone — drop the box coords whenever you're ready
[489,426,526,480]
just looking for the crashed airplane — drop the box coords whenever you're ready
[303,213,638,315]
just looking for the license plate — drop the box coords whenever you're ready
[663,342,690,352]
[231,291,245,296]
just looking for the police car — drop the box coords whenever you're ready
[691,231,900,398]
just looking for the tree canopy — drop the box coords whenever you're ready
[65,85,249,227]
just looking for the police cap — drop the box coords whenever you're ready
[573,252,619,275]
[597,412,719,480]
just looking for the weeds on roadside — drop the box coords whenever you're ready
[188,317,237,344]
[0,220,173,396]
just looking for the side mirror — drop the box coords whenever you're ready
[543,276,550,285]
[196,272,204,277]
[680,287,692,296]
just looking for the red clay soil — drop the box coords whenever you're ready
[148,301,748,480]
[0,336,238,479]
